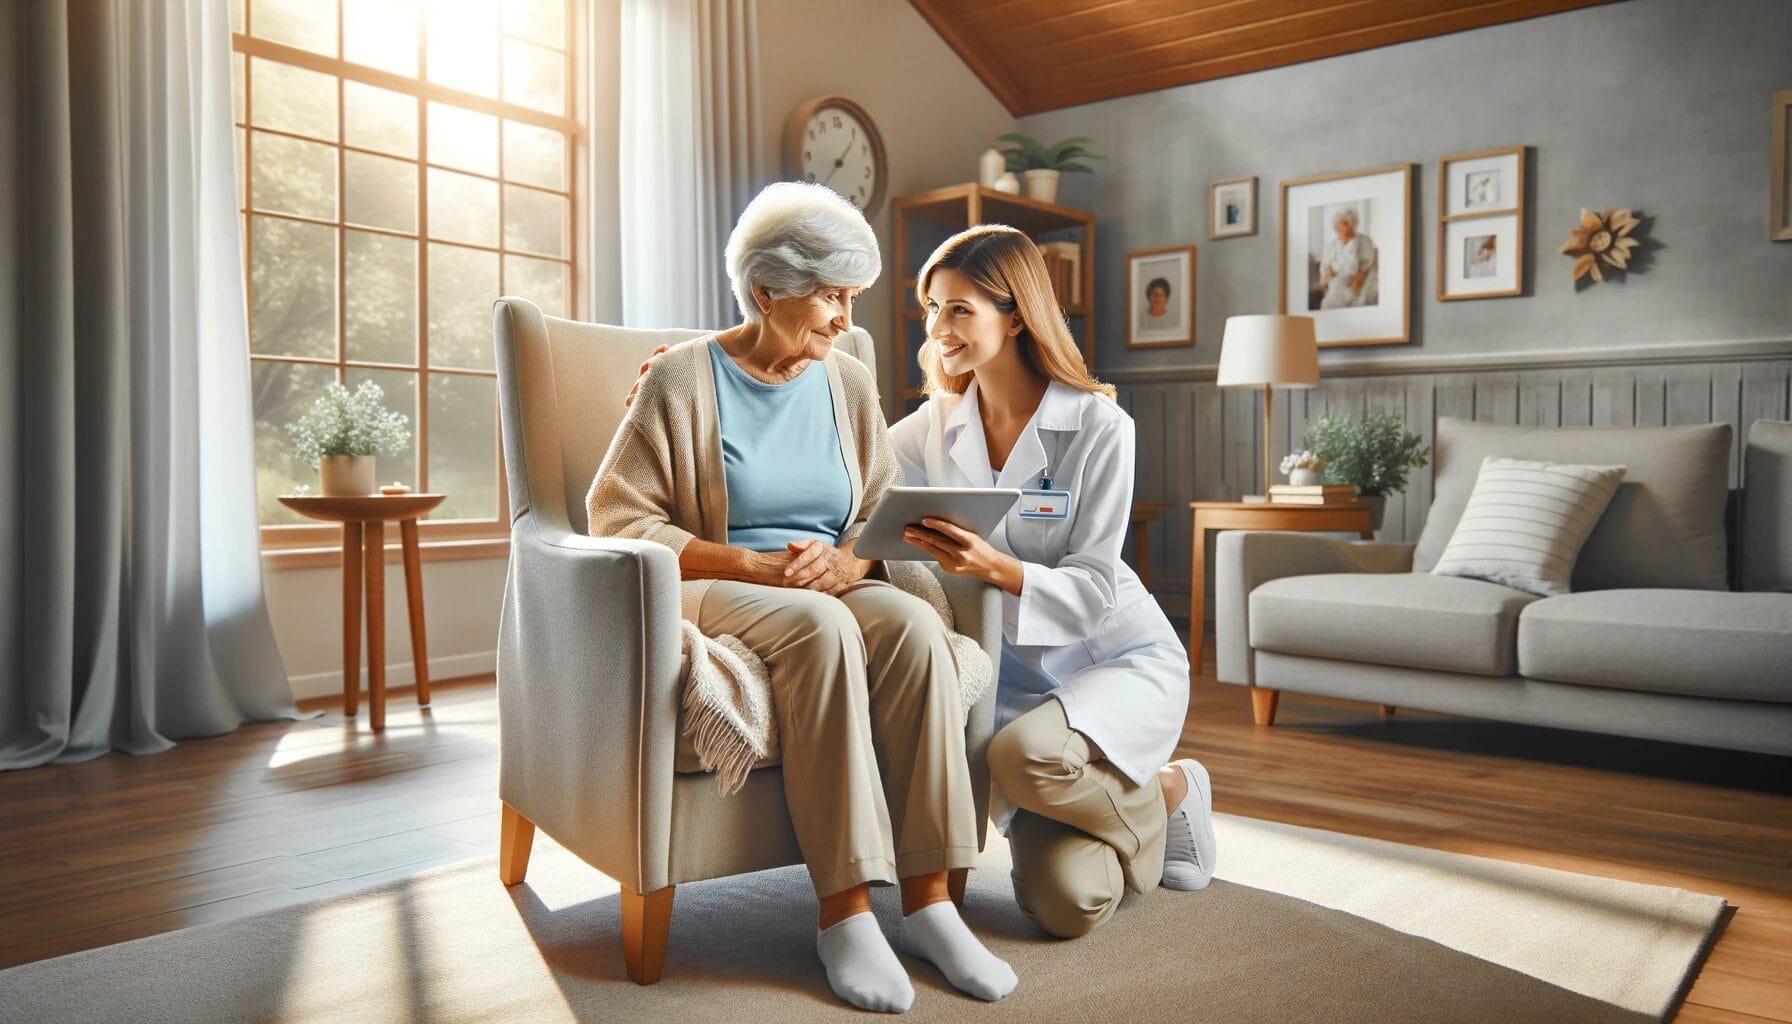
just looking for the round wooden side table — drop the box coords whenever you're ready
[277,493,446,731]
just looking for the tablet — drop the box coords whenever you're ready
[854,486,1022,560]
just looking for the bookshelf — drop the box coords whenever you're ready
[889,183,1096,415]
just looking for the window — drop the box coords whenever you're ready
[232,0,580,546]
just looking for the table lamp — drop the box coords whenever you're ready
[1216,314,1319,495]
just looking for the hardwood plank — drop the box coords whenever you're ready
[0,671,1785,1021]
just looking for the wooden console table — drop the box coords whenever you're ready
[277,493,446,731]
[1187,500,1375,668]
[1129,501,1168,590]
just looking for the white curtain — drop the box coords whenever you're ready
[0,0,299,769]
[618,0,766,330]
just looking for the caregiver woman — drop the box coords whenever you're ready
[891,225,1218,939]
[587,183,1014,1012]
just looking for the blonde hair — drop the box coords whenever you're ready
[916,225,1115,400]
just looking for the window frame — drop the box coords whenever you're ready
[233,0,584,562]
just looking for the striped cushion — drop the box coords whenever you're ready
[1431,457,1627,597]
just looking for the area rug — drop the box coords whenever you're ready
[0,814,1726,1023]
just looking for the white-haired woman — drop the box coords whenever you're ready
[1317,205,1378,309]
[587,182,1014,1013]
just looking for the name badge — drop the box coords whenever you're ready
[1018,488,1071,520]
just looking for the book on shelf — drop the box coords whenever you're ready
[1268,484,1359,505]
[1039,240,1081,305]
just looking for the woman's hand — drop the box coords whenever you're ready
[623,344,671,409]
[904,518,1024,596]
[781,539,872,594]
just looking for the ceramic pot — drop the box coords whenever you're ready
[320,455,376,496]
[1289,467,1324,487]
[1023,168,1061,203]
[978,147,1006,189]
[1361,494,1387,532]
[992,172,1020,194]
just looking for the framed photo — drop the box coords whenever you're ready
[1278,163,1411,347]
[1126,245,1196,348]
[1209,175,1257,239]
[1438,146,1525,300]
[1773,90,1791,242]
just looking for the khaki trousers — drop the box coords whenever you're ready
[698,578,980,898]
[987,700,1166,938]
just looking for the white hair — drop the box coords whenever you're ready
[1330,205,1360,228]
[725,182,881,321]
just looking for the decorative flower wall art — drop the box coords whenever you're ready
[1559,208,1640,284]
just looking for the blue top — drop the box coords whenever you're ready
[708,341,853,552]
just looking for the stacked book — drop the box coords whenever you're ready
[1268,484,1358,505]
[1038,241,1082,306]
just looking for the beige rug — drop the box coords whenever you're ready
[0,815,1725,1023]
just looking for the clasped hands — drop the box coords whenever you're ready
[771,539,871,595]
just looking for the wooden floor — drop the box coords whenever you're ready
[2,650,1789,1022]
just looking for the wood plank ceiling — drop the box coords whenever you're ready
[909,0,1619,116]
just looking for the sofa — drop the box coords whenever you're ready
[1215,417,1792,756]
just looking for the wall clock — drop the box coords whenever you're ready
[783,96,888,217]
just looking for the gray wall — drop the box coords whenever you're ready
[1021,0,1792,371]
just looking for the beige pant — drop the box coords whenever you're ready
[698,578,980,898]
[987,700,1167,938]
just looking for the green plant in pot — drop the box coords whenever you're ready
[1301,408,1430,530]
[287,380,411,496]
[996,133,1103,205]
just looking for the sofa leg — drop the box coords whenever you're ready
[948,868,968,908]
[1380,705,1397,717]
[499,802,535,886]
[622,885,676,984]
[1250,687,1280,726]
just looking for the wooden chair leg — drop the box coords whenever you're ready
[1380,704,1397,717]
[1250,687,1280,726]
[499,803,535,886]
[622,885,675,985]
[948,867,968,909]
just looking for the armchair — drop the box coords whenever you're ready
[490,297,1000,984]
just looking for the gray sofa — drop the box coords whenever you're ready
[1215,417,1792,756]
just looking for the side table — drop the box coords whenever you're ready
[277,493,446,731]
[1128,501,1169,590]
[1187,500,1375,669]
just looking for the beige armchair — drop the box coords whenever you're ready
[490,297,1000,984]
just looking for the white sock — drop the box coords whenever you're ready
[816,912,914,1013]
[898,901,1018,1001]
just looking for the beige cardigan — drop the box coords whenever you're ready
[585,334,897,621]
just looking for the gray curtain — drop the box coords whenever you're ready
[619,0,766,329]
[0,0,299,769]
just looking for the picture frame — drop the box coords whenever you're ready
[1437,146,1525,300]
[1126,245,1196,348]
[1772,90,1791,242]
[1209,175,1257,239]
[1278,163,1412,347]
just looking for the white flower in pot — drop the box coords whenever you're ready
[996,132,1103,205]
[1279,449,1326,487]
[286,380,411,497]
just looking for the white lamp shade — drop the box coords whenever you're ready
[1216,314,1319,389]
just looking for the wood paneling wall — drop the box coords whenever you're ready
[1114,343,1792,623]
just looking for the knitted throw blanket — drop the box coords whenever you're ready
[679,563,992,795]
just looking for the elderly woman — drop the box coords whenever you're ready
[1316,205,1379,309]
[586,182,1014,1013]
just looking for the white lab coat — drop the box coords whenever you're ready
[888,380,1190,825]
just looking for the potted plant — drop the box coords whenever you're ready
[1278,450,1326,487]
[1301,409,1430,529]
[996,133,1103,204]
[286,380,411,496]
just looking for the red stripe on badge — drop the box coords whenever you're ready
[1040,506,1054,513]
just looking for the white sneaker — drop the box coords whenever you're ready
[1160,758,1218,890]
